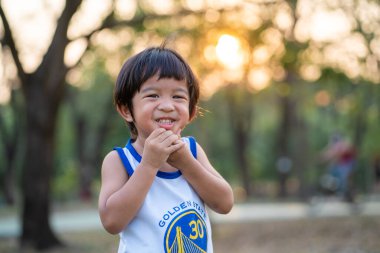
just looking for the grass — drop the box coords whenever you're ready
[213,216,380,253]
[1,216,379,253]
[0,230,118,253]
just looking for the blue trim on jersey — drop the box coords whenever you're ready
[157,170,182,179]
[113,147,134,177]
[126,139,141,162]
[188,136,197,159]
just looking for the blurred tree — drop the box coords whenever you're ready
[0,0,379,249]
[274,0,311,199]
[1,1,83,248]
[226,85,255,195]
[0,88,23,205]
[66,62,115,201]
[0,0,209,249]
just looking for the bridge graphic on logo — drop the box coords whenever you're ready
[168,226,206,253]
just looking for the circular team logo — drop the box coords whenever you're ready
[164,210,208,253]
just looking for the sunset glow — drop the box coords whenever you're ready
[215,34,246,70]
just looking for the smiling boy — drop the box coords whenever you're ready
[98,46,234,253]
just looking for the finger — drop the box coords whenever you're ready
[172,139,183,146]
[149,128,167,140]
[157,130,175,143]
[161,133,180,147]
[167,140,185,153]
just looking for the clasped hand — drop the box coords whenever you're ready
[140,128,190,170]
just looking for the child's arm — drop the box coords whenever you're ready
[98,150,156,234]
[98,128,183,234]
[168,141,234,214]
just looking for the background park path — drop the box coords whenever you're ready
[1,195,380,238]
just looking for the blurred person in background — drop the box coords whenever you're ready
[321,133,356,202]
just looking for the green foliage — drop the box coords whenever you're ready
[50,59,380,200]
[185,94,238,182]
[53,162,78,201]
[55,104,76,173]
[1,0,380,202]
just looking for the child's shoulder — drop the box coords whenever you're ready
[101,150,124,170]
[103,149,120,160]
[182,136,198,154]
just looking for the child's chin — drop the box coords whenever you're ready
[157,125,178,132]
[155,123,183,135]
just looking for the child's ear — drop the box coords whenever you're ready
[189,106,198,122]
[117,105,134,122]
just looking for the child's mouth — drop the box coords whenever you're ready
[156,118,175,130]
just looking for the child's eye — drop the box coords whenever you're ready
[146,94,159,98]
[173,95,187,100]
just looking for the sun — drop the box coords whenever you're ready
[215,34,246,70]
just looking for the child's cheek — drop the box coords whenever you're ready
[173,126,183,136]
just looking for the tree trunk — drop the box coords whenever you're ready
[234,122,252,196]
[78,117,112,201]
[75,118,92,200]
[226,86,254,196]
[293,114,309,200]
[0,89,23,205]
[17,0,83,249]
[20,80,62,249]
[3,146,16,205]
[0,117,17,205]
[276,73,309,200]
[351,84,369,193]
[69,89,115,201]
[276,93,293,198]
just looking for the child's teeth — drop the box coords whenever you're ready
[159,119,172,123]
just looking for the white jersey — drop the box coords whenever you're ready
[114,137,213,253]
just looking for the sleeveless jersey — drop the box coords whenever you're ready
[114,137,213,253]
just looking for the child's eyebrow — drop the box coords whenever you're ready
[140,87,189,94]
[140,87,156,93]
[173,87,189,94]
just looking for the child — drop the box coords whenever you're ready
[98,45,234,253]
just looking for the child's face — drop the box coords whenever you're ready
[127,75,191,139]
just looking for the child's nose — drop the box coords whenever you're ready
[157,98,175,111]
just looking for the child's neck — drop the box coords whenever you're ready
[159,163,178,172]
